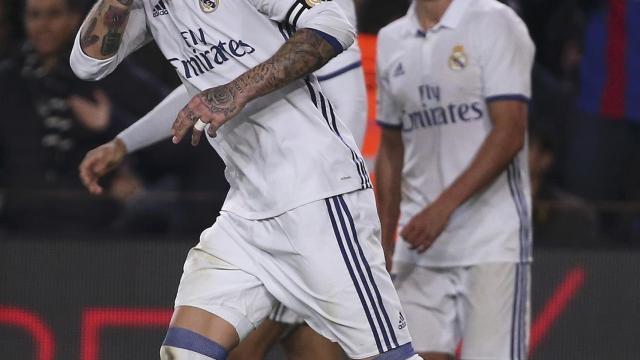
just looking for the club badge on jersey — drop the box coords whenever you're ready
[305,0,323,6]
[199,0,220,13]
[448,45,468,71]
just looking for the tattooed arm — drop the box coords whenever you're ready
[172,29,340,146]
[70,0,149,80]
[79,0,134,59]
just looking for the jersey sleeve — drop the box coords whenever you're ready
[247,0,355,53]
[117,85,190,153]
[376,31,402,130]
[479,9,535,102]
[70,1,152,81]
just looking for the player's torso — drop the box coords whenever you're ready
[384,15,491,202]
[139,0,368,219]
[382,2,532,265]
[142,0,283,90]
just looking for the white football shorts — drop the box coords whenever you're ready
[393,262,530,360]
[174,189,412,359]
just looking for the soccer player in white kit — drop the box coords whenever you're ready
[375,0,534,359]
[72,0,416,359]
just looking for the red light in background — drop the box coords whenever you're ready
[80,307,172,360]
[0,305,55,360]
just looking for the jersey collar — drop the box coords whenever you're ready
[405,0,471,37]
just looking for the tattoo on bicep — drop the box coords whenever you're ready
[80,17,100,48]
[100,5,131,56]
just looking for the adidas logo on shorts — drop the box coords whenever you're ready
[398,311,407,329]
[153,0,169,17]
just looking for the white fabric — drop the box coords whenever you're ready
[117,85,189,153]
[174,189,412,359]
[72,0,368,220]
[393,262,530,359]
[317,62,367,147]
[376,0,535,266]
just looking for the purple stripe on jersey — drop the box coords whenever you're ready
[577,8,608,115]
[162,327,227,359]
[625,1,640,120]
[310,28,344,55]
[317,61,362,82]
[486,94,530,103]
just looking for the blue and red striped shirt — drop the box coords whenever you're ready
[578,0,640,121]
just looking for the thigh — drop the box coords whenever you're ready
[173,214,276,342]
[282,324,345,360]
[262,190,412,359]
[460,263,530,360]
[228,318,288,360]
[393,263,459,355]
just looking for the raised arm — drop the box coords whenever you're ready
[70,0,150,80]
[172,0,355,145]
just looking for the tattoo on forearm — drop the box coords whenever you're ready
[232,28,337,101]
[197,29,338,124]
[117,0,133,5]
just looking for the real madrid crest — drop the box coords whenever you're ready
[448,45,468,71]
[199,0,220,13]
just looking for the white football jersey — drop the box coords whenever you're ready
[316,0,361,78]
[377,0,535,266]
[71,0,371,219]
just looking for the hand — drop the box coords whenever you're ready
[383,243,394,273]
[79,138,127,195]
[171,84,246,146]
[400,199,456,253]
[68,89,112,132]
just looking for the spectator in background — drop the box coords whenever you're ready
[529,128,600,247]
[0,0,167,233]
[564,0,640,243]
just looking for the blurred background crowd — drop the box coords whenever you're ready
[0,0,637,248]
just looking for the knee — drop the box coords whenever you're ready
[161,327,229,360]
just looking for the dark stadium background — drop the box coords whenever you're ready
[1,0,639,359]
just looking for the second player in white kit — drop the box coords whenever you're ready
[72,0,416,359]
[376,0,534,359]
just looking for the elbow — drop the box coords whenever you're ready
[69,45,111,81]
[70,57,105,81]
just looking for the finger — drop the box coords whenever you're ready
[172,110,194,144]
[206,122,218,138]
[191,127,203,146]
[79,157,102,195]
[417,235,435,253]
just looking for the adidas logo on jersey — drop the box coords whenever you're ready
[153,0,169,17]
[393,62,405,77]
[398,311,407,329]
